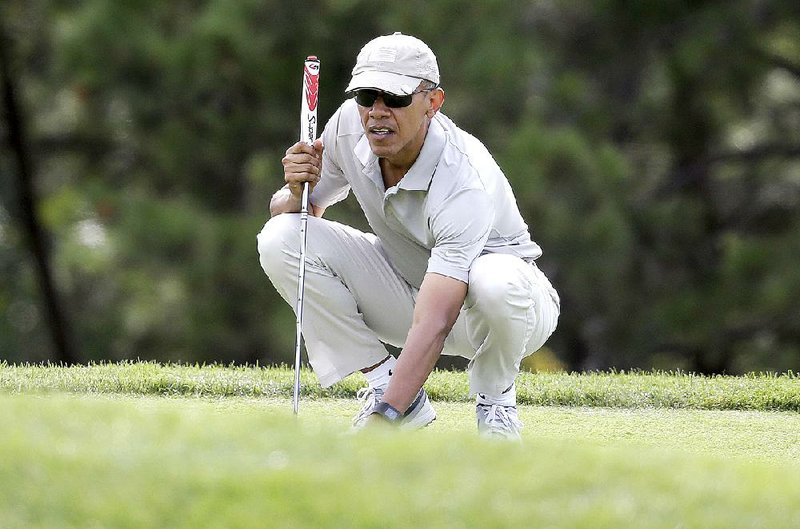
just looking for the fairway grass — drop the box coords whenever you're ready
[1,363,799,528]
[1,392,799,529]
[2,361,798,411]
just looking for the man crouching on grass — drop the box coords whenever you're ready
[257,33,560,440]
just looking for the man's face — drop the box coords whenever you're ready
[355,87,442,169]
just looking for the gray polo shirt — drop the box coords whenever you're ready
[311,99,541,289]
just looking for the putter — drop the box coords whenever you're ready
[293,56,320,415]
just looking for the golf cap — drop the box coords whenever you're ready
[345,32,439,96]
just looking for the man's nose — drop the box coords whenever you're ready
[368,96,391,115]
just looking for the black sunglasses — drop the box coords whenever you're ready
[352,87,435,108]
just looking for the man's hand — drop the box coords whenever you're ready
[270,139,324,216]
[282,139,323,198]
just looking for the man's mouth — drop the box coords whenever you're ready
[369,126,393,137]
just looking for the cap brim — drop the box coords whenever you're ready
[344,70,420,95]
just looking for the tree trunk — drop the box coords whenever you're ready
[1,24,78,364]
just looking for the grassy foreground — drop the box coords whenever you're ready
[1,363,799,528]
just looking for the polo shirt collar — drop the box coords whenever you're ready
[399,118,445,191]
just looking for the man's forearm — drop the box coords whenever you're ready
[381,321,448,413]
[380,273,467,414]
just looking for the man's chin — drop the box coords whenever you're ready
[367,141,396,158]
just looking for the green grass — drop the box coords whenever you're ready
[1,362,799,528]
[2,361,798,411]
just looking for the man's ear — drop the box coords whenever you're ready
[428,88,445,117]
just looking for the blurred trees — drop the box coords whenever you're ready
[505,0,800,373]
[1,0,798,373]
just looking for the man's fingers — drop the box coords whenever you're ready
[284,162,320,191]
[282,153,320,169]
[284,166,320,187]
[282,155,320,181]
[284,160,320,175]
[282,140,322,197]
[285,140,322,159]
[285,140,315,156]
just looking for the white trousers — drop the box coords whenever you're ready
[257,214,560,396]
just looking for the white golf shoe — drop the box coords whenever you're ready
[351,386,436,430]
[476,401,523,441]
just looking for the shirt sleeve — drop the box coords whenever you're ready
[427,187,493,283]
[309,104,351,209]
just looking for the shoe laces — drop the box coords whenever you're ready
[481,404,522,436]
[352,386,385,427]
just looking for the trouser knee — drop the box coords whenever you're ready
[467,255,529,320]
[256,214,300,279]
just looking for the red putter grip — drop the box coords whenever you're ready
[300,57,320,145]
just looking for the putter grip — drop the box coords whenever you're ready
[300,56,320,145]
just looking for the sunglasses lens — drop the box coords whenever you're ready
[384,94,412,107]
[354,90,413,108]
[354,91,378,107]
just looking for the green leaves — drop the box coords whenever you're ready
[2,0,799,372]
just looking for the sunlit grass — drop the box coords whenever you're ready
[1,392,799,529]
[1,362,799,528]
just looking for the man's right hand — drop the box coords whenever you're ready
[269,139,324,217]
[282,139,324,200]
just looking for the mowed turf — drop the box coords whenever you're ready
[1,364,799,528]
[2,361,798,411]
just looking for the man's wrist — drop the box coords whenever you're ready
[370,401,403,423]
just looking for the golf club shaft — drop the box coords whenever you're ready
[292,182,308,415]
[293,56,319,415]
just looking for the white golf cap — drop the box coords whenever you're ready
[345,32,439,96]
